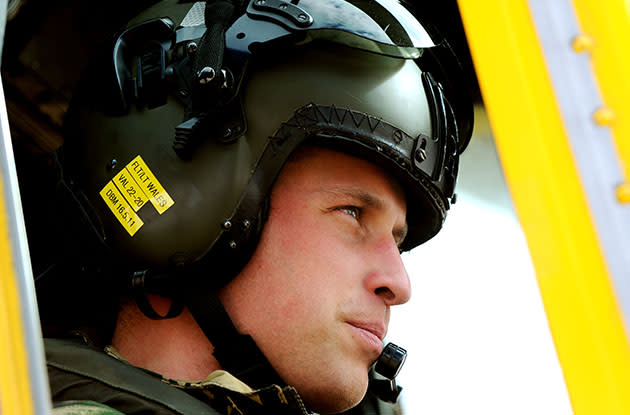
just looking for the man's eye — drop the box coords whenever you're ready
[339,206,361,220]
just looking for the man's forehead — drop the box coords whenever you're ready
[288,147,406,199]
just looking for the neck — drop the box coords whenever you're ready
[112,294,220,381]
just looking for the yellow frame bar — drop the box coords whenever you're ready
[457,0,630,413]
[0,161,33,415]
[0,78,51,414]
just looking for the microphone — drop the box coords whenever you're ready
[371,342,407,403]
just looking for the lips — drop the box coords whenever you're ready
[347,320,386,356]
[348,321,386,341]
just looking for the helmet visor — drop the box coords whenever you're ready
[223,0,435,58]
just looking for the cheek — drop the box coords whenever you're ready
[270,204,362,271]
[237,197,371,326]
[251,212,355,322]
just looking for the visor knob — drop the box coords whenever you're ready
[186,42,198,55]
[197,67,216,85]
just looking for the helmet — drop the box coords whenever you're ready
[64,0,471,277]
[59,0,472,387]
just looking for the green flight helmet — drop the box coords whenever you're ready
[62,0,473,291]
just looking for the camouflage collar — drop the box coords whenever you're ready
[105,345,312,415]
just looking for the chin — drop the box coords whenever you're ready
[302,369,369,414]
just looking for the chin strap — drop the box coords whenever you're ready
[127,266,283,388]
[130,270,186,319]
[186,287,285,389]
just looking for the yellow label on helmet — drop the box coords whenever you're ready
[99,181,144,236]
[113,168,148,212]
[100,155,174,236]
[126,155,175,215]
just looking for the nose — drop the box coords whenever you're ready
[364,238,411,306]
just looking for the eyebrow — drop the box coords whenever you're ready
[317,185,409,245]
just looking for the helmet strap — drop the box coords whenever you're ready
[129,269,186,319]
[185,287,286,389]
[174,0,248,159]
[128,266,284,387]
[134,293,185,320]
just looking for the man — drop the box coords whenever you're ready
[111,145,410,414]
[40,0,473,414]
